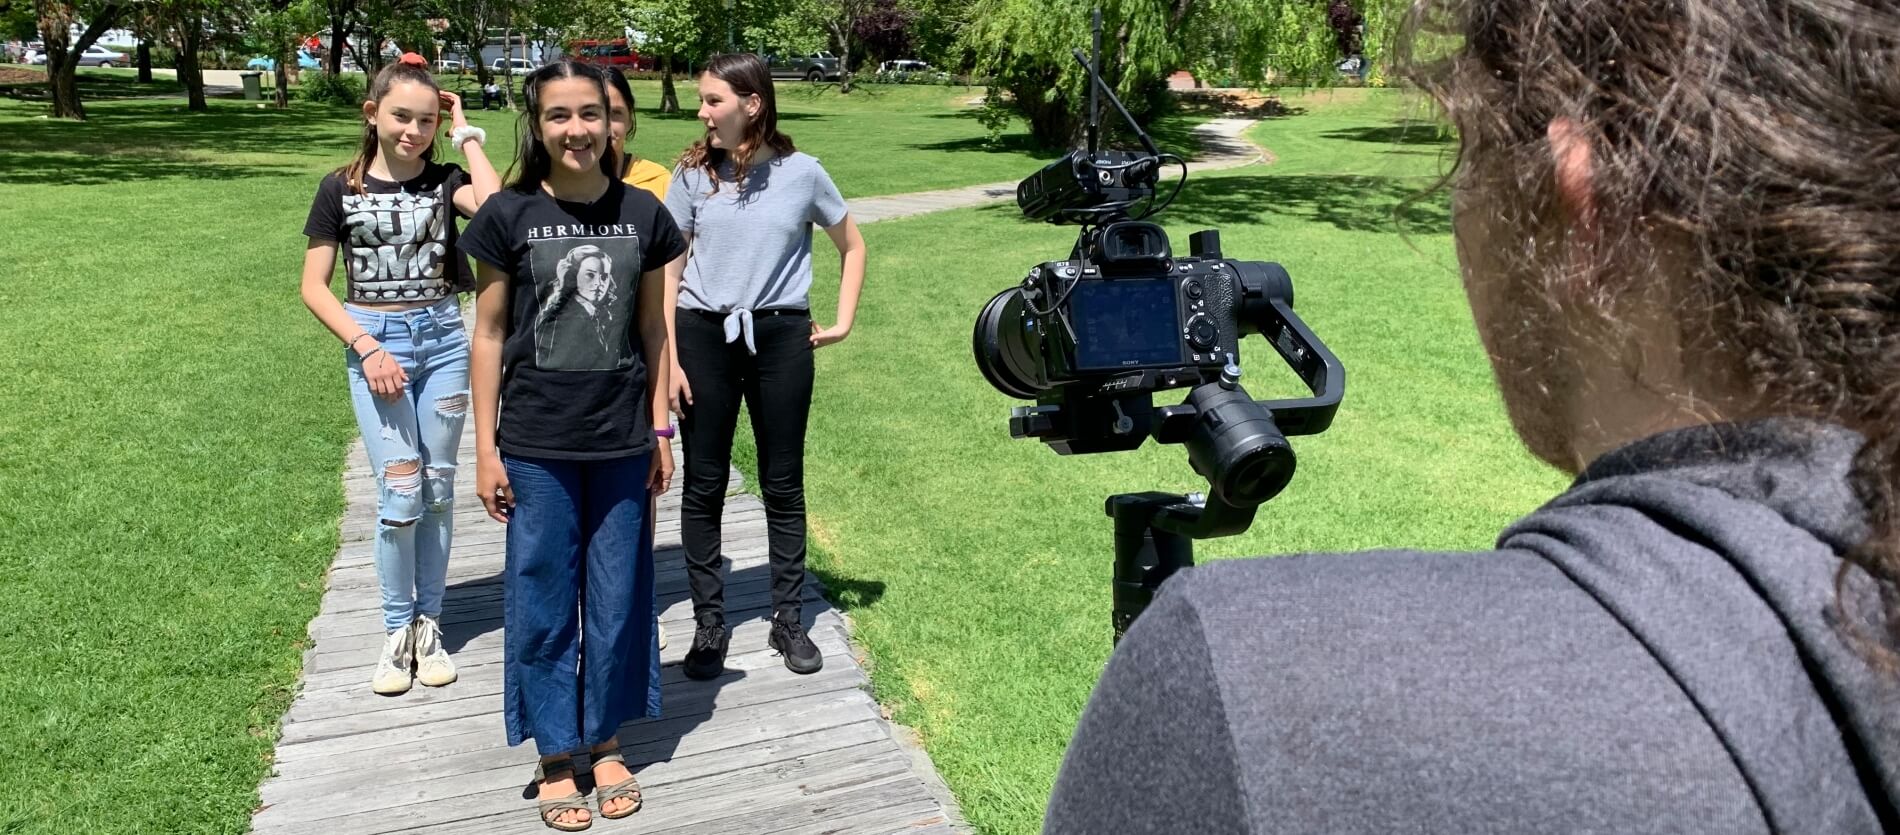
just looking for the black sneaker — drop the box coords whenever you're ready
[769,610,823,675]
[683,613,729,681]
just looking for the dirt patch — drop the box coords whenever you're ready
[0,67,45,85]
[1171,88,1294,118]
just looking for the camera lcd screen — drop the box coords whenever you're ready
[1070,278,1184,371]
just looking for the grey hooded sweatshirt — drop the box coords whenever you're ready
[1044,420,1900,834]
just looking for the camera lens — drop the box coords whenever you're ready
[973,288,1045,400]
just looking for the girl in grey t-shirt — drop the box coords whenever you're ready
[660,53,867,682]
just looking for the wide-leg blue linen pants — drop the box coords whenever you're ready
[501,452,663,756]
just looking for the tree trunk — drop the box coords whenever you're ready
[1012,79,1079,148]
[362,26,385,75]
[178,16,205,111]
[499,21,515,110]
[659,52,678,113]
[274,54,291,108]
[136,41,152,82]
[40,2,123,120]
[326,0,351,74]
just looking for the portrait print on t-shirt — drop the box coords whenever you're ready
[529,229,643,371]
[343,184,451,298]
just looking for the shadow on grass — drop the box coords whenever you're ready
[0,149,309,184]
[1319,122,1454,146]
[1164,171,1451,235]
[0,101,357,184]
[910,108,1207,159]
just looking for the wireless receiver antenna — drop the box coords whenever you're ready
[1069,45,1161,159]
[1087,8,1101,158]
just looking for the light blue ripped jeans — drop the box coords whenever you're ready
[345,299,470,633]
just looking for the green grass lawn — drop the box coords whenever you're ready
[0,81,1131,834]
[774,87,1569,834]
[0,84,1560,834]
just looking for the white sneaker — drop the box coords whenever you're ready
[371,625,415,695]
[413,614,457,687]
[659,621,668,650]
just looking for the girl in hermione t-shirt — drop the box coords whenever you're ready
[459,59,685,832]
[299,54,498,697]
[661,53,867,682]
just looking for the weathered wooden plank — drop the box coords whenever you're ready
[286,617,847,723]
[254,424,964,834]
[320,529,773,595]
[303,581,827,666]
[261,744,920,835]
[257,700,897,825]
[281,613,852,743]
[650,778,949,835]
[275,631,863,763]
[266,701,891,806]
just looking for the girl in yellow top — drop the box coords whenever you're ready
[606,68,670,201]
[604,67,673,654]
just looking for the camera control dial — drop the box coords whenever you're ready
[1186,314,1220,351]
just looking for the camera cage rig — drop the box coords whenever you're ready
[999,9,1346,640]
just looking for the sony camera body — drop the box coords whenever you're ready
[977,222,1244,401]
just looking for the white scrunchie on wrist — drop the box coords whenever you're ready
[451,125,487,151]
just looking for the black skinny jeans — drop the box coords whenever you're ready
[676,308,814,622]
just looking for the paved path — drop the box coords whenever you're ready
[250,333,963,832]
[848,116,1264,224]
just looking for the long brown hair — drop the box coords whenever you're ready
[677,53,796,193]
[1403,0,1900,661]
[335,60,442,195]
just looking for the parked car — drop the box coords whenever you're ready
[78,45,125,67]
[763,51,841,82]
[570,38,653,71]
[246,49,321,72]
[878,59,929,73]
[436,57,464,73]
[490,56,536,75]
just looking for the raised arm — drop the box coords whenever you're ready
[443,91,500,216]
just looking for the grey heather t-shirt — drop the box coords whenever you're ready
[662,151,848,353]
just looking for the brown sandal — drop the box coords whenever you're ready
[587,748,643,819]
[534,758,592,832]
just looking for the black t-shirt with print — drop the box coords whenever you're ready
[304,161,475,302]
[459,180,687,460]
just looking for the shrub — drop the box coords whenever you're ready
[297,70,364,106]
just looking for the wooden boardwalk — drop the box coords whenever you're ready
[250,431,962,834]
